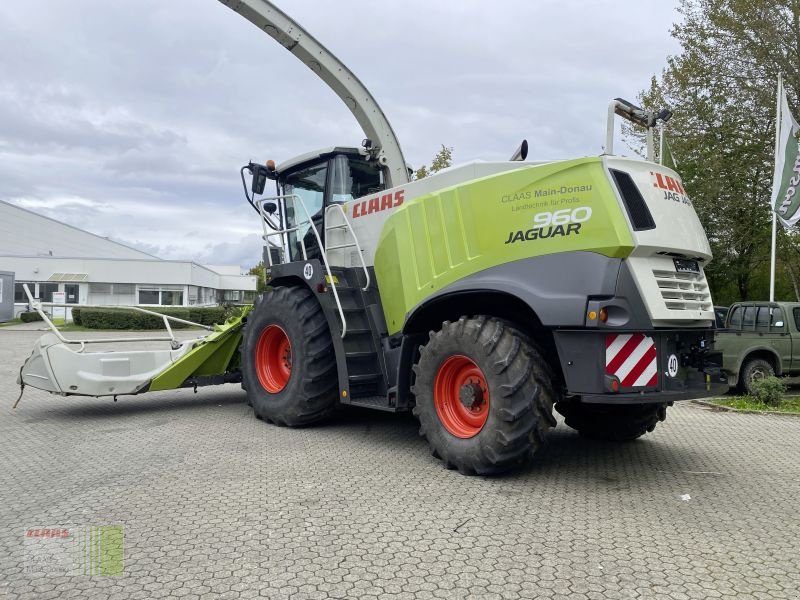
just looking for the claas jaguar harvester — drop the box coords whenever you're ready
[227,0,727,473]
[19,0,727,475]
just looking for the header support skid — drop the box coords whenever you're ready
[219,0,409,187]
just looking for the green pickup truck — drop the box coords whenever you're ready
[715,302,800,394]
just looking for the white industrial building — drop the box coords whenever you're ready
[0,200,257,319]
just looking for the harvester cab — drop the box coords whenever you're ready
[243,146,385,266]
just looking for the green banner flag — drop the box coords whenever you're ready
[771,77,800,228]
[662,135,678,171]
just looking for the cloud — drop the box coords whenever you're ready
[193,234,266,268]
[0,0,680,268]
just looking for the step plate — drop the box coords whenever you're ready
[343,395,399,412]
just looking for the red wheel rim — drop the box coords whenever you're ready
[255,324,292,393]
[433,355,490,438]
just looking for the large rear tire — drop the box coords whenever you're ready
[411,317,557,475]
[555,402,667,442]
[241,286,338,426]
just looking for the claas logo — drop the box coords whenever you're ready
[650,171,686,195]
[650,170,692,205]
[352,190,404,218]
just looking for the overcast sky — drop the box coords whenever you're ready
[0,1,680,269]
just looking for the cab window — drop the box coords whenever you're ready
[330,155,383,204]
[794,307,800,331]
[283,161,328,261]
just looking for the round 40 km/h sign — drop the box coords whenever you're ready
[667,354,679,378]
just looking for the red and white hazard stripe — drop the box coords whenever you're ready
[605,333,657,388]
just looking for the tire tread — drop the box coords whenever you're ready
[412,316,557,475]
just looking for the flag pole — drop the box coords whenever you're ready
[770,74,782,303]
[771,204,778,302]
[659,122,664,165]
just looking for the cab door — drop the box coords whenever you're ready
[325,154,383,268]
[282,160,329,263]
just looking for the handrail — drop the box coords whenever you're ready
[255,195,348,338]
[21,284,210,350]
[325,203,370,291]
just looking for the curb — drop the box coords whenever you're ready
[691,399,800,417]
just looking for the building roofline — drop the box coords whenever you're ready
[0,254,249,279]
[0,199,162,260]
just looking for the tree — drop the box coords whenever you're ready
[248,261,268,293]
[628,0,800,303]
[414,145,453,180]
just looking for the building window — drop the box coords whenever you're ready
[138,287,184,306]
[39,283,59,303]
[138,288,161,305]
[197,287,216,305]
[65,284,79,304]
[161,290,183,306]
[15,282,34,303]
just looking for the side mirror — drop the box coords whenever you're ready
[250,164,269,195]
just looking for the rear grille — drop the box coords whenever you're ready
[652,269,712,311]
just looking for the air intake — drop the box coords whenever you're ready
[610,169,655,231]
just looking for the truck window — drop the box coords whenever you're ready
[795,307,800,331]
[755,307,784,332]
[756,307,770,331]
[769,307,785,331]
[728,306,742,329]
[742,306,756,329]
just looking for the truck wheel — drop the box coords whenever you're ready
[738,358,774,395]
[555,402,667,442]
[411,317,557,475]
[241,286,338,426]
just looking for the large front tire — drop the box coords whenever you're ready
[241,286,338,426]
[411,317,557,475]
[555,402,667,442]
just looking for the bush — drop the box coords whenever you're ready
[749,376,787,407]
[71,308,82,326]
[20,311,43,323]
[77,307,230,330]
[188,307,227,326]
